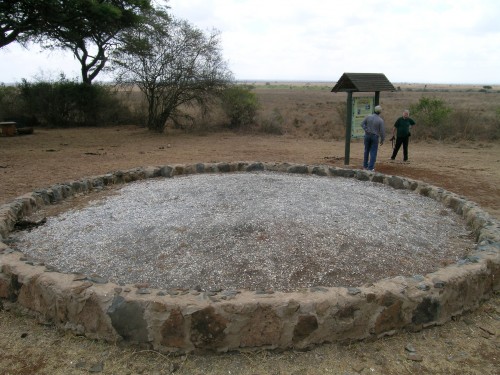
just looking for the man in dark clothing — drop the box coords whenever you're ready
[361,105,385,171]
[390,109,416,162]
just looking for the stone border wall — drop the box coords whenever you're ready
[0,162,499,354]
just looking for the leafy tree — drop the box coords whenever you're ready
[41,0,152,84]
[0,0,51,48]
[112,8,233,132]
[1,0,151,84]
[220,85,259,128]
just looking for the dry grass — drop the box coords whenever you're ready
[250,83,500,141]
[1,295,499,374]
[111,82,500,141]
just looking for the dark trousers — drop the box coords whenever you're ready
[391,136,409,161]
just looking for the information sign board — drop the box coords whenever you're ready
[351,97,374,138]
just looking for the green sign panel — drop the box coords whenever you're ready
[351,97,374,139]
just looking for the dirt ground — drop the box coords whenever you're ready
[0,126,499,374]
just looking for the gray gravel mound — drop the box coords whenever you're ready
[11,172,475,292]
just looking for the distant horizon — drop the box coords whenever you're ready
[236,79,499,86]
[1,78,498,87]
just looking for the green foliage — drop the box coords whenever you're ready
[16,76,129,127]
[220,85,259,129]
[0,0,48,48]
[1,0,152,83]
[0,84,23,120]
[409,96,452,140]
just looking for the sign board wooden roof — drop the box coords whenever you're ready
[331,73,395,93]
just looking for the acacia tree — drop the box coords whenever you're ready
[0,0,55,48]
[40,0,152,85]
[1,0,151,84]
[112,8,233,132]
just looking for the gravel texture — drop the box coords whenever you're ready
[11,172,475,292]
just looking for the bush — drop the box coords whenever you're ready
[410,96,452,140]
[259,108,284,135]
[220,85,259,129]
[449,108,474,140]
[16,76,132,127]
[0,84,23,121]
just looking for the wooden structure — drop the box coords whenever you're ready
[0,122,17,137]
[331,73,395,165]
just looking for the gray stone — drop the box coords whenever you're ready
[355,171,370,181]
[330,168,355,178]
[466,255,480,263]
[416,283,430,291]
[432,279,446,289]
[405,343,416,352]
[287,165,309,174]
[388,176,405,189]
[195,163,205,173]
[347,287,361,295]
[412,297,440,325]
[107,296,148,342]
[160,165,174,177]
[312,166,328,176]
[89,362,104,373]
[372,173,385,183]
[88,275,108,284]
[246,162,264,171]
[217,163,231,173]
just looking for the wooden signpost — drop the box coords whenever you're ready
[331,73,395,165]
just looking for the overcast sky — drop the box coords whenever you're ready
[0,0,499,84]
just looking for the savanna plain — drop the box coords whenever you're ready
[0,83,499,374]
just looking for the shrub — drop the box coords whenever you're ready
[259,108,284,135]
[17,76,131,127]
[220,85,259,129]
[0,84,23,120]
[260,119,284,135]
[410,96,452,140]
[449,108,474,140]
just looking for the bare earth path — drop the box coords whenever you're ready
[0,127,499,374]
